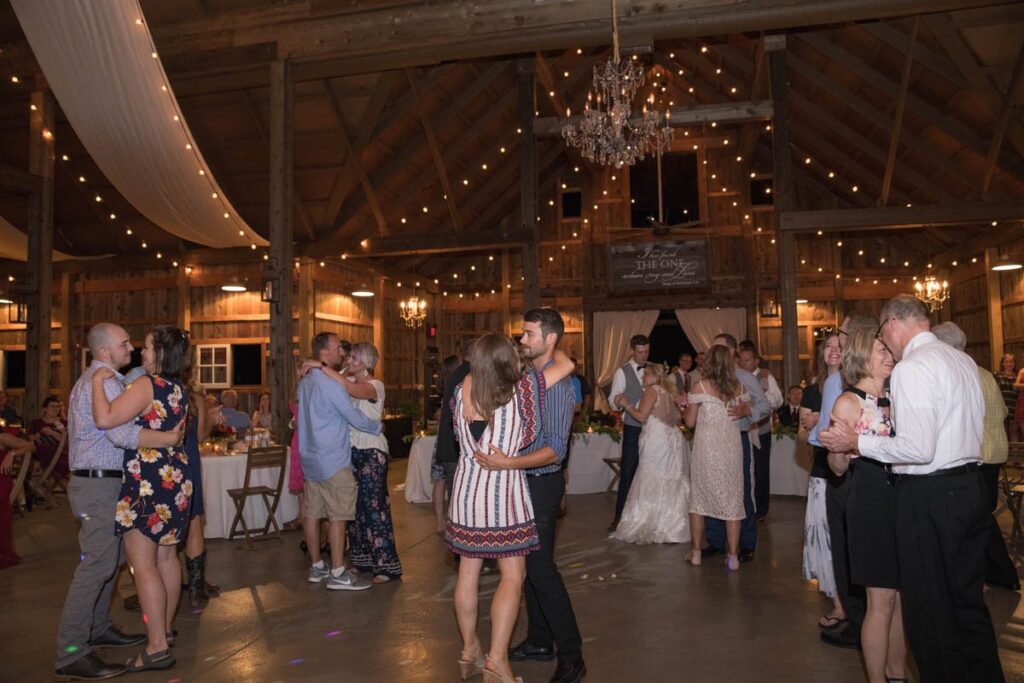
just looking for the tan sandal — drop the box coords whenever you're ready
[483,655,523,683]
[458,652,484,680]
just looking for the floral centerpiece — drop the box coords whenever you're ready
[209,423,237,445]
[403,424,438,444]
[572,410,622,443]
[772,419,798,441]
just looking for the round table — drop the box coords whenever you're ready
[200,449,299,539]
[769,435,811,497]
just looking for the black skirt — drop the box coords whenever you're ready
[846,458,899,589]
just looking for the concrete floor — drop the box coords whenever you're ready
[3,459,1024,683]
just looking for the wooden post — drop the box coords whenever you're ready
[58,272,74,397]
[25,86,55,413]
[176,267,191,331]
[519,58,540,311]
[985,248,1004,370]
[879,15,919,207]
[500,251,512,336]
[297,260,315,360]
[268,59,295,440]
[768,36,801,388]
[832,242,845,327]
[373,276,385,382]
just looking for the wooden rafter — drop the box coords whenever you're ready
[879,16,920,207]
[980,41,1024,199]
[779,201,1024,231]
[322,80,390,236]
[535,51,569,116]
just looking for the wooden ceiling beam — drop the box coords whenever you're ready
[779,202,1024,231]
[980,41,1024,199]
[405,69,462,233]
[797,32,1022,180]
[322,80,390,236]
[859,20,968,88]
[461,143,566,235]
[879,15,920,207]
[317,229,530,258]
[535,52,569,117]
[0,165,41,194]
[534,100,772,136]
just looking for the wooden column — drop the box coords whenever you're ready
[297,260,315,359]
[58,272,74,397]
[984,248,1004,370]
[176,267,191,331]
[268,59,295,440]
[500,250,512,336]
[373,276,385,382]
[768,36,801,388]
[25,87,55,413]
[518,58,540,311]
[832,242,845,326]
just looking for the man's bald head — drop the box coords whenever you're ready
[87,323,132,368]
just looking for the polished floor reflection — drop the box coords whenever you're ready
[3,459,1024,682]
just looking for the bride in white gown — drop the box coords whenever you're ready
[610,364,690,544]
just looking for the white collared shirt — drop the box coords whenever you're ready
[608,359,645,410]
[857,331,984,474]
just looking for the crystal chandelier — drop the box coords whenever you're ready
[914,275,949,312]
[561,0,671,168]
[399,296,427,328]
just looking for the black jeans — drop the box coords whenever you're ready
[524,473,582,663]
[753,432,772,517]
[981,463,1018,587]
[614,425,642,521]
[825,470,865,631]
[895,470,1003,683]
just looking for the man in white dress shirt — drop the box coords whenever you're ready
[820,295,1003,683]
[607,334,650,531]
[738,341,783,520]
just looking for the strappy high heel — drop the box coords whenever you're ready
[483,655,523,683]
[458,652,484,680]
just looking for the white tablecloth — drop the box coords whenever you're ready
[201,450,299,539]
[403,433,624,501]
[769,436,811,497]
[566,433,622,495]
[404,436,436,503]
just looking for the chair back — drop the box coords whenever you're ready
[32,429,68,495]
[242,446,287,494]
[9,451,32,506]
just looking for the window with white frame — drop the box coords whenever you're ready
[196,344,231,389]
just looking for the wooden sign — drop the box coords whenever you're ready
[607,240,709,291]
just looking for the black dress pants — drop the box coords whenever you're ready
[981,463,1019,587]
[753,433,772,517]
[895,469,1004,683]
[825,470,865,630]
[614,425,642,521]
[524,472,582,663]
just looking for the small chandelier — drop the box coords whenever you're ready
[914,275,949,312]
[399,296,427,328]
[561,0,671,168]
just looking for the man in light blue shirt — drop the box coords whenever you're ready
[298,332,381,592]
[218,389,253,431]
[703,333,770,561]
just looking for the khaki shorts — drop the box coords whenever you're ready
[303,467,357,521]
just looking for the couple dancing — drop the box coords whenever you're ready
[444,308,585,683]
[610,336,759,571]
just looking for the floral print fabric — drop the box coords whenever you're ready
[115,375,191,545]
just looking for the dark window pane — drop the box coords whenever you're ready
[647,310,696,368]
[4,350,25,389]
[751,178,774,206]
[232,344,263,386]
[630,152,700,228]
[562,191,582,218]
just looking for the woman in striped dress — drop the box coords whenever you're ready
[445,333,573,683]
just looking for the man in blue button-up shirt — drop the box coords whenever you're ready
[298,332,381,590]
[54,324,185,680]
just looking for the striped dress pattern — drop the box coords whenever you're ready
[444,373,543,558]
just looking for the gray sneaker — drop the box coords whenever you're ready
[308,562,330,583]
[326,568,372,591]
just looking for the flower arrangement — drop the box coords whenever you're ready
[772,420,798,441]
[403,424,438,444]
[572,411,622,443]
[209,423,237,445]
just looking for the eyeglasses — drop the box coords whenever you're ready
[875,318,895,359]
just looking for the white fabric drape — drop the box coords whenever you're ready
[0,216,77,261]
[592,309,660,412]
[11,0,267,249]
[675,308,747,352]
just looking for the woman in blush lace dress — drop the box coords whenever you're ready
[610,364,689,544]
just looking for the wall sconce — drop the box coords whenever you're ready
[759,294,779,318]
[261,276,279,303]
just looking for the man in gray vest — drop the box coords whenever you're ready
[607,334,650,532]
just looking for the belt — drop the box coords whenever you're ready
[853,458,979,485]
[71,469,122,479]
[901,462,980,479]
[752,417,771,430]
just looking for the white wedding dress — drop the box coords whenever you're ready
[610,386,691,544]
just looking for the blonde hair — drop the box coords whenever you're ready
[644,363,678,397]
[841,328,877,387]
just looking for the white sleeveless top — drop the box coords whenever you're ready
[350,378,388,452]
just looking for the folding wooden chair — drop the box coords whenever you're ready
[8,451,33,516]
[29,430,68,507]
[1002,443,1024,539]
[227,446,288,549]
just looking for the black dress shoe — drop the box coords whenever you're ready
[508,640,555,662]
[54,652,127,681]
[820,623,861,650]
[700,545,724,558]
[985,578,1021,591]
[549,658,587,683]
[607,518,619,532]
[739,548,755,562]
[90,625,146,648]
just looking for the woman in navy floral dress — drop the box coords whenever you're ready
[92,326,191,673]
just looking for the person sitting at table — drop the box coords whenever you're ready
[218,389,252,431]
[251,391,272,430]
[777,385,803,430]
[0,431,34,569]
[27,395,69,498]
[0,388,22,426]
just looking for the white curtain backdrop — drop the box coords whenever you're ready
[592,309,660,412]
[675,308,747,352]
[11,0,267,249]
[0,216,77,262]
